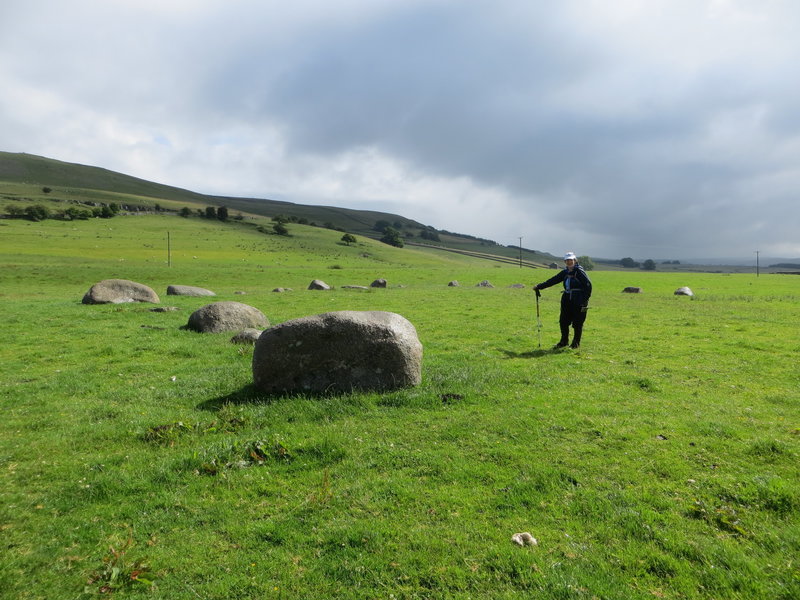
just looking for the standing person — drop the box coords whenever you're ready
[533,252,592,349]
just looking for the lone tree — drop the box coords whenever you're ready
[205,206,217,219]
[217,206,229,221]
[341,233,357,246]
[578,255,595,271]
[642,259,656,271]
[273,222,290,236]
[179,207,192,218]
[380,227,404,248]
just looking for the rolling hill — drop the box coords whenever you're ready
[0,151,558,268]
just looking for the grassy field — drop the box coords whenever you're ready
[1,215,798,599]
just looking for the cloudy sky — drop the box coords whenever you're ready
[2,0,799,259]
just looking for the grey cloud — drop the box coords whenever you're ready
[2,0,799,258]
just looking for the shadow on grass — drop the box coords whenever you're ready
[196,383,377,412]
[196,384,278,411]
[498,347,568,359]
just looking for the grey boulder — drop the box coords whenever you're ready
[623,287,643,293]
[167,285,216,297]
[675,287,694,297]
[82,279,160,304]
[187,301,269,333]
[370,278,388,288]
[476,280,494,288]
[252,311,422,394]
[230,328,264,344]
[308,279,331,290]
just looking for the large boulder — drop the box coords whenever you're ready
[476,280,494,288]
[82,279,159,304]
[675,287,694,297]
[167,284,216,297]
[252,311,423,394]
[370,278,388,288]
[187,301,269,333]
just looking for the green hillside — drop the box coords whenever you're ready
[0,151,558,267]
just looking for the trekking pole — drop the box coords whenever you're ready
[534,288,542,349]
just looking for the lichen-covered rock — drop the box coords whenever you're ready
[252,311,422,394]
[167,285,216,297]
[187,301,269,333]
[82,279,160,304]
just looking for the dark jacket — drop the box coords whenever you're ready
[536,265,592,305]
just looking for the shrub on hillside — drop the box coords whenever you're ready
[24,204,50,221]
[4,204,26,218]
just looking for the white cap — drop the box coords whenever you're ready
[563,252,577,261]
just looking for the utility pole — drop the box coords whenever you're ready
[755,250,759,277]
[518,237,523,268]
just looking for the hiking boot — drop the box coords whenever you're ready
[569,341,580,349]
[553,341,568,349]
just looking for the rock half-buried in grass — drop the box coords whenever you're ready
[82,279,160,304]
[252,311,422,394]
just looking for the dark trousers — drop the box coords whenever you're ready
[559,293,587,344]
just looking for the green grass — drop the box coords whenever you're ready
[1,215,798,599]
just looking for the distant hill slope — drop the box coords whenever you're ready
[0,151,558,267]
